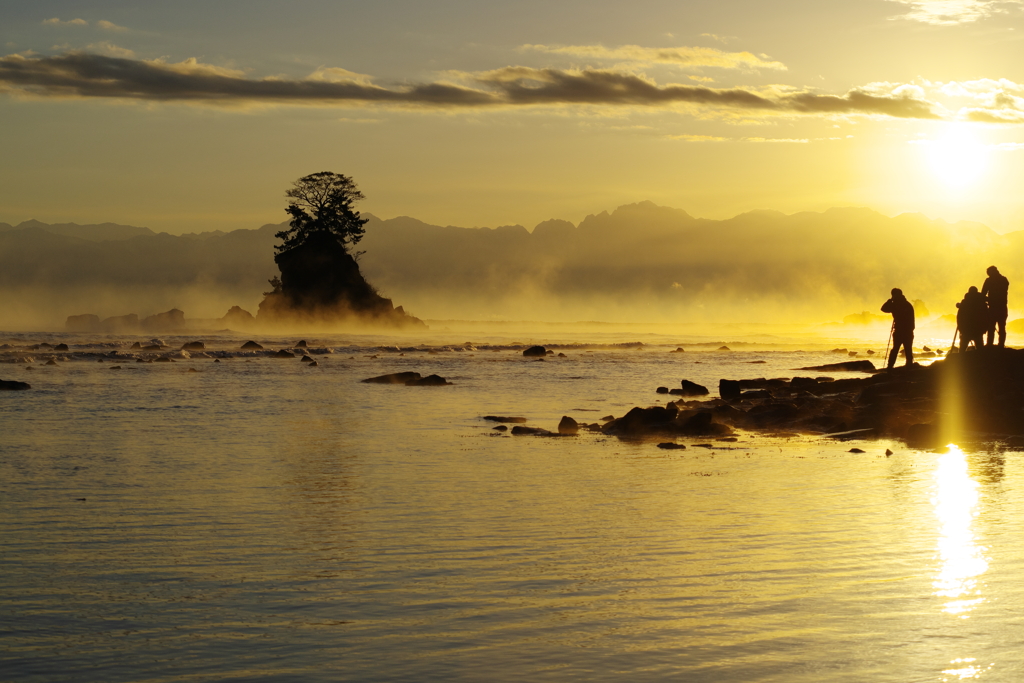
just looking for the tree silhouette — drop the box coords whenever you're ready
[275,172,369,252]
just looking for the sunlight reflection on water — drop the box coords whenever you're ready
[933,445,988,612]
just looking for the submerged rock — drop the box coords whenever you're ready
[511,425,554,436]
[679,380,709,396]
[362,371,421,384]
[484,415,528,423]
[405,374,451,386]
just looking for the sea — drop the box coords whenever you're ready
[2,322,1021,682]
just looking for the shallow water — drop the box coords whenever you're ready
[2,329,1021,681]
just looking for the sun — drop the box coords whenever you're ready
[923,125,990,190]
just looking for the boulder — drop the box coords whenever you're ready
[295,340,308,348]
[0,379,31,390]
[680,380,709,396]
[558,416,579,435]
[362,371,422,384]
[54,343,69,351]
[656,386,669,394]
[241,341,264,350]
[274,349,296,358]
[523,345,547,357]
[182,341,206,351]
[719,379,742,400]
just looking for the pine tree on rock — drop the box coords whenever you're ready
[275,172,368,252]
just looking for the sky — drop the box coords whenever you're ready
[4,0,1024,234]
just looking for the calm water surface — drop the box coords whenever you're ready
[2,330,1023,681]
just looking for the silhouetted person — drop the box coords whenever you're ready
[882,287,915,369]
[982,265,1009,347]
[957,286,987,353]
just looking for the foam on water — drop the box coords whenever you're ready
[2,328,1021,682]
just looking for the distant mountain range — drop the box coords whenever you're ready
[0,203,1019,328]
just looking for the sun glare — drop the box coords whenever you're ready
[923,125,990,190]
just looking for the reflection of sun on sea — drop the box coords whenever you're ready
[923,125,990,190]
[934,445,991,680]
[933,444,987,614]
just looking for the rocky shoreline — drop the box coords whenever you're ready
[509,349,1024,450]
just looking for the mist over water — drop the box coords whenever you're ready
[4,326,1024,681]
[3,203,1021,330]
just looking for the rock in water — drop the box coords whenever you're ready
[719,379,741,400]
[680,379,709,396]
[511,426,553,436]
[558,416,579,435]
[405,374,451,386]
[241,341,264,350]
[54,343,69,351]
[256,231,424,328]
[483,416,528,423]
[0,379,31,390]
[523,345,546,357]
[798,360,875,372]
[274,349,296,358]
[182,341,206,351]
[362,371,422,384]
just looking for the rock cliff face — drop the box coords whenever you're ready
[256,232,424,328]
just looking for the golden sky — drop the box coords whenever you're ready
[4,0,1024,233]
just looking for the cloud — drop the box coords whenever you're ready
[42,18,89,27]
[887,0,1021,25]
[42,17,130,31]
[520,44,786,70]
[86,42,136,59]
[96,20,129,32]
[0,52,941,121]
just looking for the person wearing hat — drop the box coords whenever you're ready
[881,288,915,369]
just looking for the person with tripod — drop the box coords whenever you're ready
[882,288,915,369]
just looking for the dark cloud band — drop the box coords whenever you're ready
[0,52,938,120]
